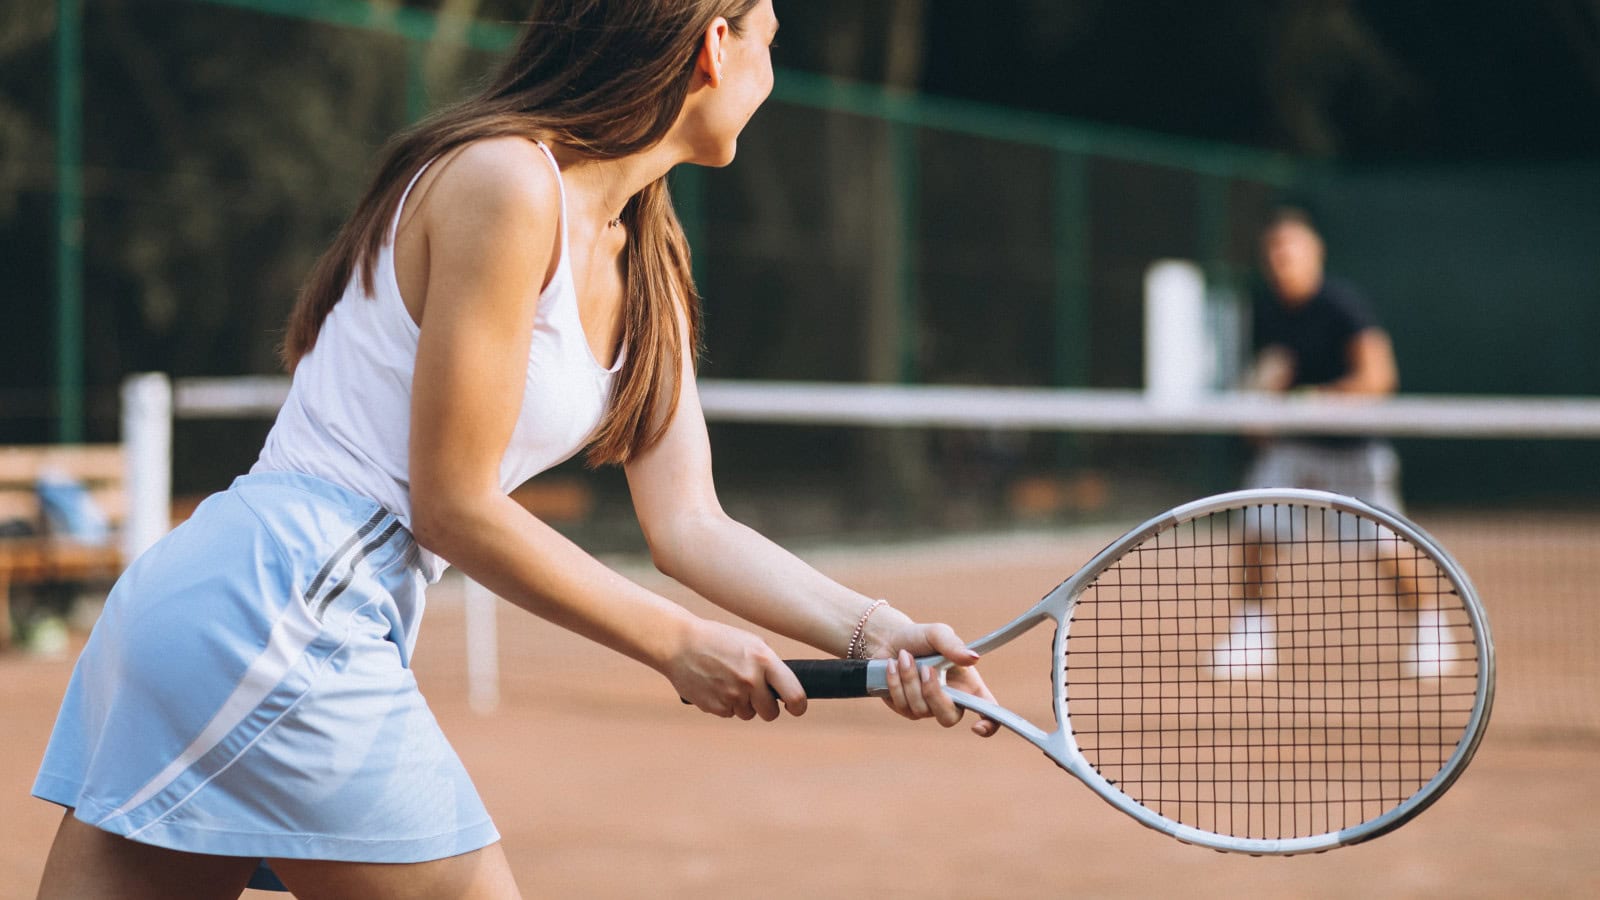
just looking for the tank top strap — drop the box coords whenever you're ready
[387,158,437,246]
[530,141,571,261]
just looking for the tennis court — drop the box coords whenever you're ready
[7,3,1598,896]
[4,512,1595,898]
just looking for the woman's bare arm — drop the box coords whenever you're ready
[405,138,802,719]
[625,316,998,734]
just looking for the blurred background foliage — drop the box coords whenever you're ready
[2,0,1598,522]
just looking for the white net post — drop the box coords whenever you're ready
[463,577,501,714]
[120,372,172,562]
[1144,259,1214,406]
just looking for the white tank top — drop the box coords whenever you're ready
[253,142,624,582]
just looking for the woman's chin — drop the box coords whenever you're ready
[692,140,738,168]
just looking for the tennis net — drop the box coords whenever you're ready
[143,375,1600,743]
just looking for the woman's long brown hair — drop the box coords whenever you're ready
[282,0,759,466]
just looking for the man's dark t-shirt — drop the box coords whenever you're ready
[1253,276,1382,447]
[1253,276,1379,390]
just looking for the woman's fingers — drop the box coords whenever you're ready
[745,677,776,721]
[726,656,802,722]
[884,661,967,729]
[919,662,965,727]
[674,620,809,723]
[884,653,911,716]
[898,651,935,719]
[923,623,980,666]
[885,652,934,720]
[946,664,1001,737]
[877,621,999,735]
[887,649,964,725]
[680,619,996,737]
[762,656,807,719]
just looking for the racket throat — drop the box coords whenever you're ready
[944,688,1053,747]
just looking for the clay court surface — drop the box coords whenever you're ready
[3,521,1596,898]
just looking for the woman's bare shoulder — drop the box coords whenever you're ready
[424,135,562,231]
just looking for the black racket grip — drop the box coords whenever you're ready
[783,659,871,699]
[676,659,872,705]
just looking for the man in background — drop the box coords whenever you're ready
[1243,206,1401,509]
[1210,207,1411,680]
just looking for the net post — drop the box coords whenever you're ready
[1143,259,1212,406]
[121,372,173,563]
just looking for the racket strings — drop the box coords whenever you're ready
[1063,502,1482,842]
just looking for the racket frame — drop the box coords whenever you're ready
[851,488,1495,855]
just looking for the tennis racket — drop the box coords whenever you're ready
[785,488,1495,855]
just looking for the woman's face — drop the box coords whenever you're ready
[681,0,779,166]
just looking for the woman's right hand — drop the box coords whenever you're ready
[667,618,808,721]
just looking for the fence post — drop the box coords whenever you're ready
[463,578,501,715]
[121,372,172,562]
[1053,149,1091,388]
[55,0,84,444]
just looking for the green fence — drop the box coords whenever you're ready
[21,0,1300,446]
[14,0,1597,512]
[7,0,1599,547]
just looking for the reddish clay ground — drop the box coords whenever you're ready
[4,529,1596,898]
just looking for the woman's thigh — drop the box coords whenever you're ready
[267,842,521,900]
[37,811,258,900]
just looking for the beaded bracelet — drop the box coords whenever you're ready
[846,599,889,660]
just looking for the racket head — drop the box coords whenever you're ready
[1042,488,1494,855]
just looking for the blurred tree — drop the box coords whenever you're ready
[1263,0,1419,157]
[919,0,1598,160]
[0,1,55,221]
[1,0,416,443]
[89,0,409,376]
[1550,0,1600,96]
[421,0,486,103]
[5,0,1596,447]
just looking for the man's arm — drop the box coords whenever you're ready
[1322,328,1398,395]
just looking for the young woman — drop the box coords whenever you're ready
[33,2,995,896]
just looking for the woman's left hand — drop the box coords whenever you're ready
[872,622,1000,737]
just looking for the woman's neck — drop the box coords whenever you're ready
[551,140,687,228]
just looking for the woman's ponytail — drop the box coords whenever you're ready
[585,176,700,466]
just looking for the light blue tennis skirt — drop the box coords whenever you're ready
[32,471,498,892]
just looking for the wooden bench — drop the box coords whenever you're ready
[0,444,126,649]
[0,444,595,649]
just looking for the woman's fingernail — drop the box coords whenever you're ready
[920,666,931,683]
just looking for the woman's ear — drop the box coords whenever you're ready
[696,17,730,87]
